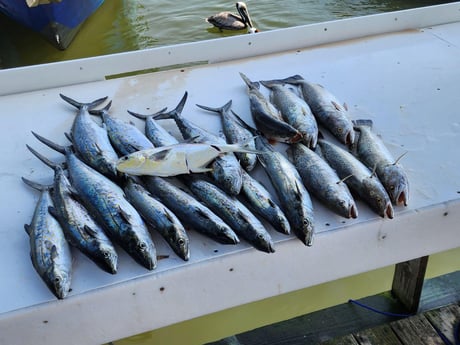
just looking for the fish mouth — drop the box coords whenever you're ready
[385,202,394,219]
[349,204,358,219]
[396,190,408,206]
[345,130,355,146]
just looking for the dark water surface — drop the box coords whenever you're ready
[0,0,456,69]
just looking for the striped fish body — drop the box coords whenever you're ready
[255,136,314,246]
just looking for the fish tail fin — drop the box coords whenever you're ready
[30,131,67,155]
[261,75,305,86]
[127,107,168,120]
[26,144,65,171]
[239,72,260,90]
[21,176,52,192]
[352,119,373,130]
[196,99,232,115]
[230,110,258,135]
[59,93,108,110]
[154,91,188,120]
[88,100,112,116]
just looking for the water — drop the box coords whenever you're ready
[0,0,456,69]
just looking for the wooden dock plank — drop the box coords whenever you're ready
[391,257,429,313]
[320,334,360,345]
[354,324,402,345]
[390,314,444,345]
[424,303,460,345]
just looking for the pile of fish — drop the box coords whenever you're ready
[22,73,409,299]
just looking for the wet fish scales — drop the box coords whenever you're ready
[240,72,302,144]
[196,100,258,172]
[318,138,394,219]
[260,81,319,149]
[124,179,190,261]
[60,94,119,180]
[287,142,357,219]
[143,176,240,245]
[352,119,409,206]
[22,178,72,299]
[255,136,314,246]
[186,176,275,253]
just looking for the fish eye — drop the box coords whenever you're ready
[103,251,110,258]
[178,239,185,245]
[55,277,61,283]
[390,185,395,190]
[139,242,147,250]
[337,127,343,133]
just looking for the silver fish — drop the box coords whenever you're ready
[240,170,291,235]
[144,176,240,245]
[318,138,394,218]
[60,94,119,180]
[30,133,158,270]
[128,108,178,147]
[255,136,315,246]
[89,101,154,156]
[240,72,303,144]
[22,178,72,299]
[287,142,358,219]
[260,81,319,149]
[27,146,118,274]
[154,92,243,195]
[186,176,275,253]
[352,119,409,206]
[124,179,190,261]
[196,100,258,172]
[275,75,355,146]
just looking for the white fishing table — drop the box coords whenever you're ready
[1,3,460,344]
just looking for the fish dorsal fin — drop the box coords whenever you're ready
[24,224,32,235]
[369,163,378,178]
[82,225,99,239]
[118,206,132,223]
[337,174,353,184]
[393,151,408,165]
[148,148,172,161]
[343,103,349,111]
[331,100,342,111]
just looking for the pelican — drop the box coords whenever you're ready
[206,2,258,33]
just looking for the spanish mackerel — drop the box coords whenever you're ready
[240,170,291,235]
[124,178,190,261]
[144,176,239,245]
[287,143,357,219]
[196,100,257,172]
[60,94,119,180]
[26,145,118,274]
[154,92,244,195]
[240,72,302,144]
[256,136,315,246]
[22,178,72,299]
[128,108,178,147]
[89,101,155,156]
[273,75,355,146]
[352,119,409,206]
[185,176,275,253]
[30,133,158,270]
[260,81,318,149]
[318,138,394,218]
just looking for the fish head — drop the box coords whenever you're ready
[128,233,157,270]
[97,243,119,274]
[362,177,394,218]
[211,155,243,195]
[45,266,71,299]
[332,119,355,146]
[171,231,190,261]
[116,151,147,175]
[380,164,409,206]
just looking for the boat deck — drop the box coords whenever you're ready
[1,3,460,345]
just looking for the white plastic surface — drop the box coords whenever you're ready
[1,4,460,345]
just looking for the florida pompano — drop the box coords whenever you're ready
[116,142,260,177]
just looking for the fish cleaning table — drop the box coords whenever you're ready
[1,3,460,344]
